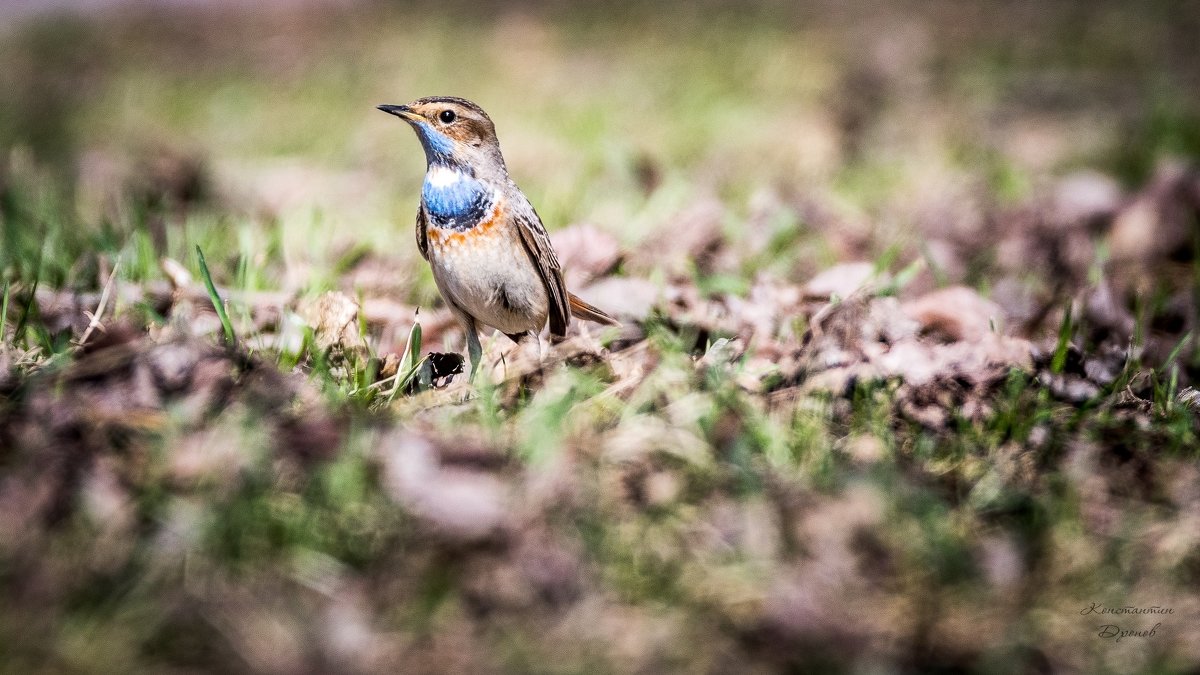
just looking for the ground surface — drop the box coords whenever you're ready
[2,1,1200,672]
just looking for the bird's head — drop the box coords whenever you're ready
[378,97,506,175]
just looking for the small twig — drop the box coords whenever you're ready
[76,259,121,348]
[160,256,194,290]
[351,369,403,396]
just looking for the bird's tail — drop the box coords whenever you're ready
[569,293,621,327]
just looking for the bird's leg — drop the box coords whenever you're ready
[466,324,483,383]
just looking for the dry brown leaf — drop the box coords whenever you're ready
[630,199,726,277]
[802,262,876,300]
[577,277,661,323]
[377,431,509,542]
[902,286,1003,343]
[1048,170,1122,230]
[299,291,363,354]
[1108,161,1200,301]
[551,222,623,288]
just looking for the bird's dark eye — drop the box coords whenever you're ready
[439,110,456,124]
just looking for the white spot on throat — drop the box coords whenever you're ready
[426,165,467,188]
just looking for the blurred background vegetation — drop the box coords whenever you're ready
[2,0,1200,673]
[2,0,1197,295]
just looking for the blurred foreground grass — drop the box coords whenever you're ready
[2,1,1200,673]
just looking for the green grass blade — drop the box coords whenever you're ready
[1,280,9,342]
[879,258,925,296]
[387,319,424,402]
[195,245,236,345]
[13,273,40,345]
[1050,305,1073,374]
[1162,330,1193,370]
[408,321,423,370]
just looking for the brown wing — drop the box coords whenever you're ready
[415,205,430,261]
[511,202,570,336]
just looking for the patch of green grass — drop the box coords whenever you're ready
[190,417,399,570]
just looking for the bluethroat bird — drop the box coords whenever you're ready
[377,96,619,379]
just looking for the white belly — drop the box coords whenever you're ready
[427,221,549,335]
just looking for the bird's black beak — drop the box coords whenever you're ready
[377,104,421,121]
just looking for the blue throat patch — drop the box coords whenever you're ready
[422,165,491,230]
[413,121,455,161]
[409,122,491,229]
